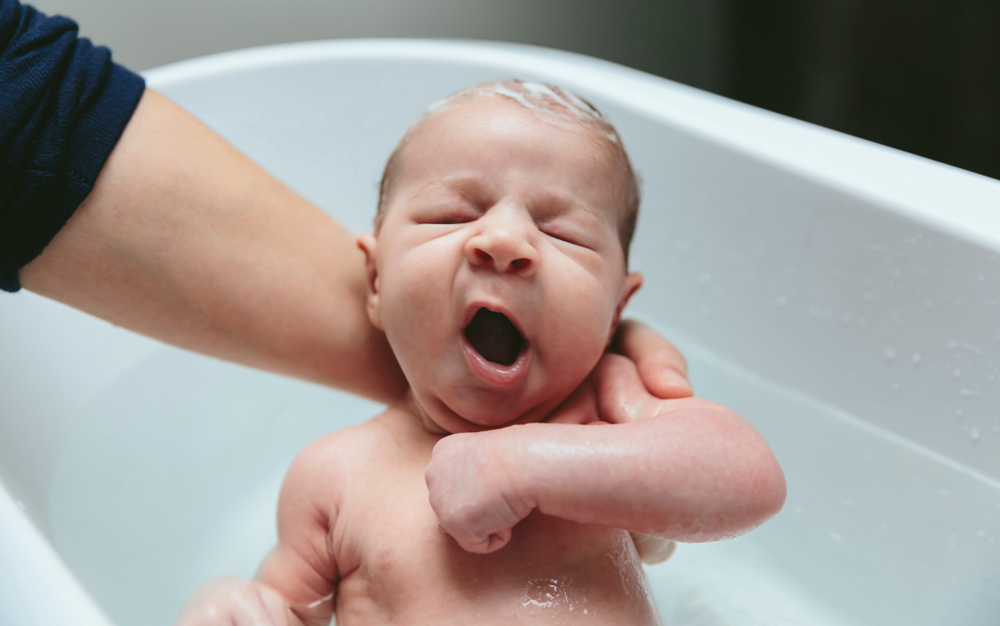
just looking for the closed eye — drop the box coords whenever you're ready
[543,229,581,245]
[415,207,479,225]
[541,223,595,249]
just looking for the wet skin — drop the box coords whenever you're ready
[264,406,660,626]
[254,98,659,625]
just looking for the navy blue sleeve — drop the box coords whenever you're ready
[0,0,145,292]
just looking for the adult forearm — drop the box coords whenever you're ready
[20,89,406,402]
[506,404,786,542]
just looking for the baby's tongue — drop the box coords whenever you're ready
[464,308,524,366]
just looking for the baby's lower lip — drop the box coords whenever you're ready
[462,337,530,387]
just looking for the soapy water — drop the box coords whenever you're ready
[424,79,623,144]
[44,332,1000,626]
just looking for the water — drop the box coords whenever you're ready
[46,339,1000,625]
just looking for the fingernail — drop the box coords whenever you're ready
[662,368,692,391]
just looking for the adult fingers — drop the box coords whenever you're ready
[593,353,648,424]
[613,319,693,399]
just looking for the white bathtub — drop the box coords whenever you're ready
[2,40,999,626]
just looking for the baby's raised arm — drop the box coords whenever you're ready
[425,354,786,554]
[174,438,342,626]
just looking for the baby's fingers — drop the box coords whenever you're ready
[175,577,296,626]
[451,527,513,554]
[613,319,693,399]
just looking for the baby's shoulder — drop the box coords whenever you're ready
[280,406,428,507]
[288,417,391,478]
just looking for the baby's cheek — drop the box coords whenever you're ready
[539,303,611,384]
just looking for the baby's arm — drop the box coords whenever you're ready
[174,438,341,626]
[425,354,786,554]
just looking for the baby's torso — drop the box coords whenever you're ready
[324,414,660,626]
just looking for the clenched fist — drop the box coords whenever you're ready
[424,430,533,554]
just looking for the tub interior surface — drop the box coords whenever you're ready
[46,333,1000,626]
[3,41,1000,625]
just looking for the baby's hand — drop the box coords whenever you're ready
[425,430,532,554]
[174,576,300,626]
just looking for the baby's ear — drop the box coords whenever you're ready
[612,272,643,330]
[356,233,383,330]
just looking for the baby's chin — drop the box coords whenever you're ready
[412,388,558,435]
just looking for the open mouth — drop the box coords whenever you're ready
[464,308,525,367]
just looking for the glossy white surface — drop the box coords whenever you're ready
[2,40,999,625]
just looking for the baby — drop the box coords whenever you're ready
[177,80,786,626]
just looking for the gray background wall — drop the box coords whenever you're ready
[28,0,728,93]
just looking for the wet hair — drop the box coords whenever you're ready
[375,79,640,261]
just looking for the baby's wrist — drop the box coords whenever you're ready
[491,424,543,511]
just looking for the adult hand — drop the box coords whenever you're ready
[595,352,699,424]
[611,319,693,399]
[542,319,693,426]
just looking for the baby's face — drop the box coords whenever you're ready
[359,98,641,434]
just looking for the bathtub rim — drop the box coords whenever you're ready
[143,38,1000,255]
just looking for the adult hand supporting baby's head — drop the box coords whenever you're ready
[611,319,693,399]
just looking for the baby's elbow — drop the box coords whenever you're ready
[745,444,786,528]
[760,457,787,520]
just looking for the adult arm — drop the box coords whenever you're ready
[19,89,408,401]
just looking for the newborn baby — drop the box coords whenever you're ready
[177,80,785,626]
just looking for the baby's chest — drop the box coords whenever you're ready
[334,465,656,624]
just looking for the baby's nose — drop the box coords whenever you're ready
[465,216,538,276]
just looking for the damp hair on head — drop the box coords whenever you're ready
[375,78,640,262]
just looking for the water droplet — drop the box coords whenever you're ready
[971,428,981,442]
[776,295,788,307]
[699,271,712,285]
[912,353,921,365]
[962,342,984,355]
[830,532,842,541]
[938,488,950,497]
[954,368,962,378]
[885,348,897,362]
[890,382,900,392]
[948,340,959,350]
[857,318,868,330]
[844,499,856,507]
[15,500,25,512]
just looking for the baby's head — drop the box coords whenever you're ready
[358,79,643,434]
